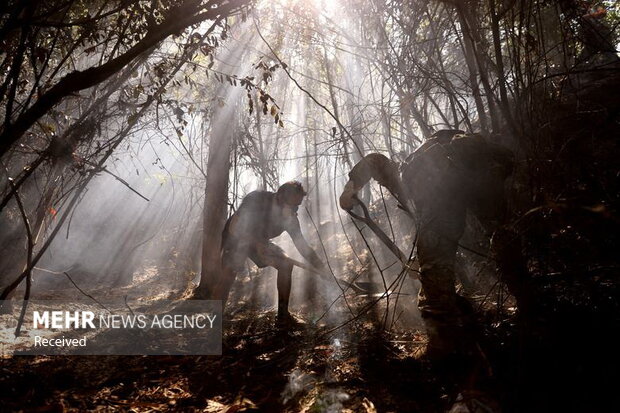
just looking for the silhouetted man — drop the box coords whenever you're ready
[340,130,517,357]
[211,181,325,323]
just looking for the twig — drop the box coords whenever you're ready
[304,205,355,317]
[63,271,110,311]
[124,295,135,317]
[0,155,45,214]
[10,179,34,337]
[350,216,392,327]
[319,266,410,338]
[81,159,150,202]
[253,20,364,158]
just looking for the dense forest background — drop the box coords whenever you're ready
[0,0,619,411]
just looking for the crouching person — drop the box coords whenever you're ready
[208,181,325,325]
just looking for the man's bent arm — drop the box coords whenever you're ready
[339,153,403,210]
[288,218,324,270]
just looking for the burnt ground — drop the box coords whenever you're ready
[0,280,498,413]
[1,259,618,412]
[0,311,451,412]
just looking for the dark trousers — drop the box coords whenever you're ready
[213,240,294,316]
[416,204,474,355]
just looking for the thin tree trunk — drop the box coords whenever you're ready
[313,133,321,224]
[196,93,239,297]
[452,6,489,134]
[489,0,518,135]
[255,90,268,189]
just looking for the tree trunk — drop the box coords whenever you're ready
[196,98,237,297]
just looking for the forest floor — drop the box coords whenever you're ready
[3,255,615,412]
[0,262,499,412]
[1,308,496,412]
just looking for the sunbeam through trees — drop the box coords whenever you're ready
[0,0,619,411]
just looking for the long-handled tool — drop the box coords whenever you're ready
[346,198,419,279]
[285,254,408,296]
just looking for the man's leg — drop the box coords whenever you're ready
[275,261,294,319]
[417,209,468,358]
[491,227,533,318]
[213,264,237,305]
[252,242,295,321]
[212,247,245,307]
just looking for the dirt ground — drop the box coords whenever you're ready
[2,305,497,412]
[2,261,616,412]
[0,262,485,413]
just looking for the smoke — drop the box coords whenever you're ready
[34,128,203,292]
[2,0,424,328]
